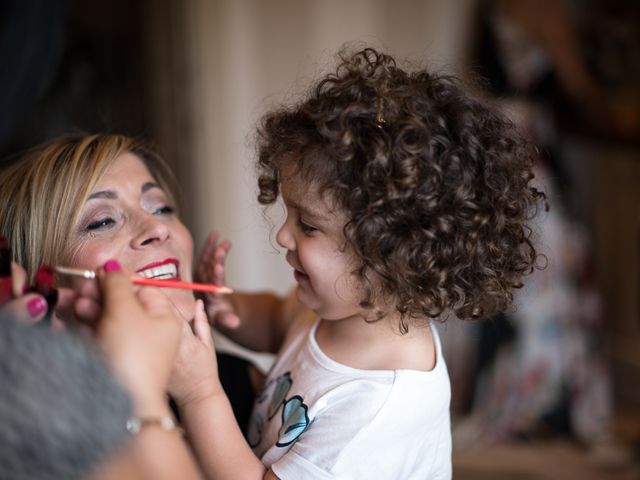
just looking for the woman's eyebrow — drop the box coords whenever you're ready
[87,182,161,200]
[141,182,161,193]
[87,190,117,200]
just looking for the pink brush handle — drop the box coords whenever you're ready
[131,277,233,294]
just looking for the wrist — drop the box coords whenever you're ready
[126,414,183,436]
[173,376,223,411]
[130,391,173,419]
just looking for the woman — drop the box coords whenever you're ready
[0,134,193,316]
[0,133,254,428]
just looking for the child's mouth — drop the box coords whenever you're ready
[294,269,309,283]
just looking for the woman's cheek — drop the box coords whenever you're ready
[69,240,117,271]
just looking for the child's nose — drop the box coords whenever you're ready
[276,222,294,251]
[131,215,170,249]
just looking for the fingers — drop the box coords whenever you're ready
[10,262,28,298]
[52,287,83,325]
[73,296,102,324]
[217,310,241,329]
[192,299,213,350]
[211,239,232,285]
[200,231,220,263]
[54,287,77,313]
[214,239,232,263]
[196,231,232,285]
[196,231,219,281]
[2,294,48,324]
[70,277,103,324]
[96,261,136,317]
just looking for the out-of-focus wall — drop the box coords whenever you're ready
[177,0,476,294]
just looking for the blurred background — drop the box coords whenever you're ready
[1,0,638,478]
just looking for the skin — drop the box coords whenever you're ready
[68,153,196,321]
[276,172,364,321]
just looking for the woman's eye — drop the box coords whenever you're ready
[85,217,115,231]
[154,205,176,215]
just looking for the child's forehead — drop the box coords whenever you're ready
[280,173,324,205]
[280,170,343,218]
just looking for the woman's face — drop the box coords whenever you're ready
[68,152,195,319]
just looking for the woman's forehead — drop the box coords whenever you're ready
[93,152,154,188]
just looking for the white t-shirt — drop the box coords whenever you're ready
[247,312,452,479]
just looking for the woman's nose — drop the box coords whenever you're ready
[131,214,170,249]
[276,219,295,251]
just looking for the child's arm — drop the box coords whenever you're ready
[196,231,292,353]
[168,305,280,480]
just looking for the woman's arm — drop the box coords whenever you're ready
[92,264,204,480]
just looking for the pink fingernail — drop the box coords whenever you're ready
[27,297,47,318]
[104,259,122,272]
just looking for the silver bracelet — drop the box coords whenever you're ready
[126,416,184,435]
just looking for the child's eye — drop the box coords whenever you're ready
[299,219,317,234]
[85,217,115,231]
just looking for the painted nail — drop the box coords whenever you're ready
[104,259,122,272]
[27,296,47,318]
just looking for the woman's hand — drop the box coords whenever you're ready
[195,231,240,330]
[95,260,183,415]
[0,262,74,327]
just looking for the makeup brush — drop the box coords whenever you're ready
[53,266,233,294]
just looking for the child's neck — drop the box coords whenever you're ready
[315,312,436,372]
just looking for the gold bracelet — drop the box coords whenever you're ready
[126,416,184,436]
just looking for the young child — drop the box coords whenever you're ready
[170,47,546,479]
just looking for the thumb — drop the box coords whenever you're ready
[2,294,48,325]
[192,299,213,350]
[97,260,135,315]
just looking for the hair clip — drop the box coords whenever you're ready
[375,96,386,128]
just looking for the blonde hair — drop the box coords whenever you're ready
[0,134,179,282]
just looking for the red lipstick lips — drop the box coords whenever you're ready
[136,258,180,273]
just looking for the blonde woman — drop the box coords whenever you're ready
[0,134,185,286]
[0,133,255,429]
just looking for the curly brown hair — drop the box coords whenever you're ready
[256,47,546,329]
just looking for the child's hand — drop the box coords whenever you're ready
[167,298,222,407]
[195,231,240,330]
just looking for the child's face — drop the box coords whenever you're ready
[276,171,364,320]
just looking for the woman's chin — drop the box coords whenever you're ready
[165,291,197,321]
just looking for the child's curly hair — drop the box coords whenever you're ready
[257,47,546,329]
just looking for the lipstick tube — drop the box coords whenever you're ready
[30,264,58,322]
